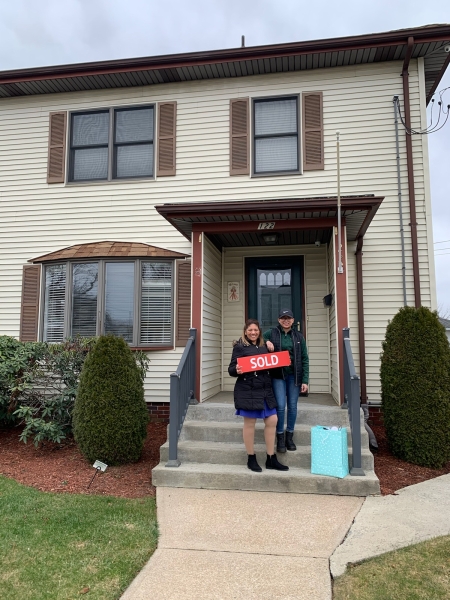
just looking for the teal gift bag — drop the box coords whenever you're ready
[311,425,349,478]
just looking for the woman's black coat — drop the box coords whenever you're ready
[228,339,277,411]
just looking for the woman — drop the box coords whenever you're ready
[228,319,289,473]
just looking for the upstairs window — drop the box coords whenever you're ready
[230,92,323,176]
[68,106,155,182]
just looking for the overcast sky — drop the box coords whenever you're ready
[1,0,449,313]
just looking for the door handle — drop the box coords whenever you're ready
[297,321,301,332]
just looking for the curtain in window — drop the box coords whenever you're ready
[44,264,66,342]
[254,98,298,173]
[140,262,173,345]
[71,263,98,337]
[104,263,134,343]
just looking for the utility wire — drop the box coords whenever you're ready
[434,239,450,245]
[394,88,450,135]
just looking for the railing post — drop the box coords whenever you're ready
[349,373,364,476]
[341,327,350,409]
[342,327,365,476]
[189,328,197,404]
[165,328,197,468]
[166,372,181,467]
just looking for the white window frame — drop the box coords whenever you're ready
[40,258,174,348]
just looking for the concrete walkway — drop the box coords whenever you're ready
[122,488,363,600]
[121,474,450,600]
[330,473,450,577]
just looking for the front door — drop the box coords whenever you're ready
[246,256,305,333]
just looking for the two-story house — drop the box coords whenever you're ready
[1,24,449,420]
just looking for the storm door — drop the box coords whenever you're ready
[246,256,304,332]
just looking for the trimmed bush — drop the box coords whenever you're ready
[380,306,450,468]
[73,335,149,465]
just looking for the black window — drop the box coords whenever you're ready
[253,97,299,175]
[69,106,154,182]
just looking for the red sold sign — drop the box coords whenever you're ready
[237,351,291,373]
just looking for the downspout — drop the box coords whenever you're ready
[355,236,367,403]
[402,36,421,307]
[393,95,408,305]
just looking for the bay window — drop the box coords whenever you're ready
[43,259,173,347]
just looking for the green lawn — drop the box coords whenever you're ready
[333,535,450,600]
[0,476,158,600]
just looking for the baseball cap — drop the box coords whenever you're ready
[278,309,294,319]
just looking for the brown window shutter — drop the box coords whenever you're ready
[19,265,41,342]
[47,112,67,183]
[302,92,324,171]
[175,261,191,347]
[230,98,249,175]
[157,102,176,176]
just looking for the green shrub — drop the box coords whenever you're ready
[0,336,46,425]
[380,306,450,468]
[73,335,149,465]
[14,337,96,445]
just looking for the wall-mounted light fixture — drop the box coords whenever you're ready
[323,293,333,307]
[262,233,279,245]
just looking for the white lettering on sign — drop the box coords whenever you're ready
[249,354,279,369]
[257,222,275,230]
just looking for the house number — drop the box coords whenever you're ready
[257,222,275,230]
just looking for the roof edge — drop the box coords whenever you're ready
[1,24,449,84]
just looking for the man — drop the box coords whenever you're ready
[264,309,309,453]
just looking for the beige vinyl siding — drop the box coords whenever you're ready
[201,237,222,401]
[222,245,330,394]
[327,235,339,402]
[143,349,184,403]
[0,59,434,402]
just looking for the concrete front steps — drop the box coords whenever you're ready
[152,399,380,496]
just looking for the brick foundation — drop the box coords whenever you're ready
[368,405,383,426]
[147,402,170,423]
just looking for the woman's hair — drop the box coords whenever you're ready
[241,318,263,346]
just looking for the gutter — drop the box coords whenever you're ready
[0,25,449,84]
[402,36,421,307]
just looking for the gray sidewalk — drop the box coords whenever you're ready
[121,474,450,600]
[122,488,363,600]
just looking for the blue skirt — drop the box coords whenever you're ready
[236,400,277,420]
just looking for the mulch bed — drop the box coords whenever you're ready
[370,424,450,495]
[0,422,168,499]
[0,421,448,498]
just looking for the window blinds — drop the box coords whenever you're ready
[140,262,173,345]
[43,264,66,342]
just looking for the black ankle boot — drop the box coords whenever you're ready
[266,454,289,471]
[247,454,262,472]
[276,433,286,453]
[285,431,297,451]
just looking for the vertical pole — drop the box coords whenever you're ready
[349,374,364,476]
[166,373,181,467]
[337,131,343,274]
[189,328,197,404]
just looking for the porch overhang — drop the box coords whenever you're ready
[155,195,384,248]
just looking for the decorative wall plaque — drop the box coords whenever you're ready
[227,282,240,302]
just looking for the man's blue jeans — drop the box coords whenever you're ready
[272,374,300,434]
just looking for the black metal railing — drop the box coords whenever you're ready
[165,328,197,467]
[343,328,365,476]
